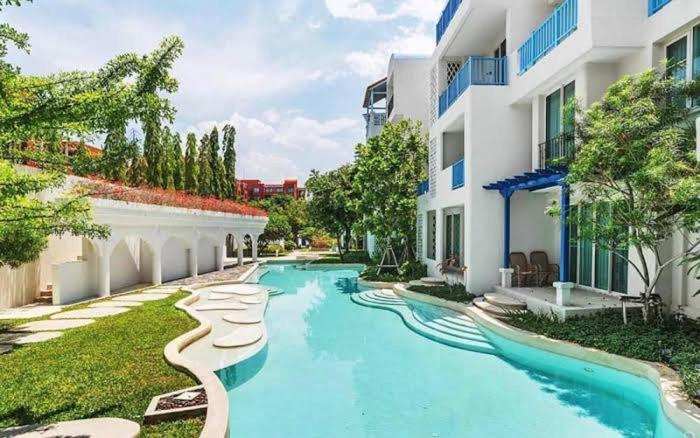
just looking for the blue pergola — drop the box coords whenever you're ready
[483,168,570,283]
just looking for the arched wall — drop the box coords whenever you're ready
[162,236,190,282]
[110,237,154,292]
[197,236,218,275]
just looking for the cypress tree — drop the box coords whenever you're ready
[144,118,162,187]
[184,133,199,194]
[102,124,129,181]
[197,133,212,196]
[172,133,185,191]
[161,126,175,190]
[222,124,237,199]
[208,127,223,198]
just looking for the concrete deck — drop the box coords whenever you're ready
[494,285,638,320]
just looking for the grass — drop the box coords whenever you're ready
[407,284,476,303]
[509,309,700,405]
[359,262,427,283]
[0,291,204,437]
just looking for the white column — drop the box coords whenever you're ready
[98,253,110,297]
[499,268,514,288]
[216,243,225,272]
[235,234,244,267]
[251,234,260,262]
[151,245,162,286]
[554,282,574,306]
[189,238,199,278]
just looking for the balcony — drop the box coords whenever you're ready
[538,132,577,169]
[438,57,509,117]
[648,0,672,15]
[451,159,465,190]
[416,180,430,197]
[436,0,463,45]
[518,0,578,75]
[364,112,386,139]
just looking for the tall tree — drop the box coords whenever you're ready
[567,69,699,321]
[354,120,427,261]
[101,124,130,182]
[160,126,175,190]
[306,165,360,260]
[208,126,223,198]
[197,133,212,197]
[184,132,199,194]
[172,132,184,191]
[143,117,161,187]
[222,124,237,199]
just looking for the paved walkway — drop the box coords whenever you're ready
[165,264,252,286]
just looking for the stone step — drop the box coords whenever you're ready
[420,277,446,285]
[483,293,526,310]
[357,294,406,307]
[34,296,52,304]
[415,313,482,336]
[364,294,405,306]
[473,298,526,319]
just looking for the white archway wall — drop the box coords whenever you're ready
[109,237,154,291]
[162,237,190,282]
[197,236,218,275]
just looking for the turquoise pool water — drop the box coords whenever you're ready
[217,264,685,437]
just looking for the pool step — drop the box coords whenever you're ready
[352,291,497,355]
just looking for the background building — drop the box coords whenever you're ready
[236,179,306,202]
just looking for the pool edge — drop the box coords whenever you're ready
[389,283,700,436]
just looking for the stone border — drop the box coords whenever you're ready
[162,262,266,438]
[357,278,400,290]
[391,283,700,436]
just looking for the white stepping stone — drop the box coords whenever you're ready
[240,296,262,305]
[51,307,130,320]
[0,345,11,354]
[207,293,232,301]
[17,319,95,332]
[213,325,263,348]
[421,277,446,285]
[0,306,62,320]
[152,287,180,294]
[0,331,63,345]
[223,312,263,324]
[1,418,140,438]
[194,303,249,312]
[89,301,143,308]
[209,284,265,296]
[113,293,169,302]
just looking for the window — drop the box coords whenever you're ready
[545,81,576,142]
[444,212,462,266]
[427,211,436,261]
[665,24,700,107]
[493,39,507,58]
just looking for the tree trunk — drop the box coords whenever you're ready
[337,236,345,261]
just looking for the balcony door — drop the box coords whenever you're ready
[444,211,462,266]
[544,81,576,166]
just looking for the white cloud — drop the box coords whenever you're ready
[325,0,444,22]
[186,111,363,183]
[345,23,434,77]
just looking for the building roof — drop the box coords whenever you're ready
[362,77,387,108]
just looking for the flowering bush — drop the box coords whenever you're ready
[79,179,267,217]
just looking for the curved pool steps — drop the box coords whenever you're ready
[473,298,527,319]
[483,293,527,310]
[352,291,497,355]
[267,287,284,297]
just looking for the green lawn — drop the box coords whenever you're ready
[509,309,700,405]
[0,292,203,437]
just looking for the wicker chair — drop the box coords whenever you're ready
[529,251,560,286]
[509,252,537,287]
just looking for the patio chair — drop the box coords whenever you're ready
[529,251,559,287]
[509,252,537,288]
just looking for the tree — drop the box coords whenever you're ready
[208,127,223,198]
[567,69,699,321]
[0,0,183,267]
[184,132,199,194]
[197,133,212,197]
[172,132,184,191]
[248,210,292,253]
[353,120,427,262]
[100,124,131,182]
[222,124,237,199]
[306,165,360,260]
[160,126,175,190]
[143,117,163,187]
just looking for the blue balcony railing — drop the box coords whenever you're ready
[451,160,465,190]
[436,0,463,44]
[648,0,672,15]
[416,180,430,196]
[438,56,508,117]
[518,0,578,75]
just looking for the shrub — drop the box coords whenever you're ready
[400,260,427,280]
[408,284,475,303]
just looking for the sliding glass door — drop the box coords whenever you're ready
[444,212,462,265]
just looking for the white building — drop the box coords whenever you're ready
[362,55,431,257]
[0,168,267,308]
[416,0,699,317]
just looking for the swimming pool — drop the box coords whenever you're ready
[217,263,687,437]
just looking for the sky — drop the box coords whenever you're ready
[4,0,444,184]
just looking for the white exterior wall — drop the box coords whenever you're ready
[161,237,190,283]
[416,0,699,311]
[388,56,431,127]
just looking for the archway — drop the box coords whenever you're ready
[109,236,155,292]
[161,236,190,282]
